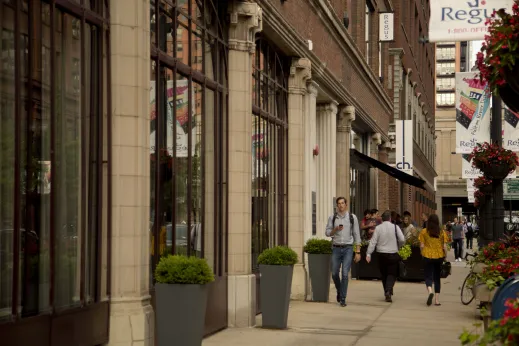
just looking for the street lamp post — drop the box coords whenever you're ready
[490,94,505,243]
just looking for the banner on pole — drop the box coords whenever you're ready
[467,179,475,193]
[429,0,515,42]
[462,154,482,179]
[395,120,413,175]
[504,107,519,152]
[455,72,491,153]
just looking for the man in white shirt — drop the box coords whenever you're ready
[366,210,405,302]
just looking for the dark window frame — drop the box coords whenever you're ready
[0,0,111,344]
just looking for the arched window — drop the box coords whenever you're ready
[251,36,289,272]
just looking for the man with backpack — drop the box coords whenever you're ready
[325,197,361,307]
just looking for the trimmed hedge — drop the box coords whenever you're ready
[303,238,332,254]
[154,255,214,285]
[257,246,298,266]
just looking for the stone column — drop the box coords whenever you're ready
[316,102,338,237]
[226,1,262,327]
[336,106,355,202]
[304,82,319,243]
[287,58,311,300]
[370,133,382,208]
[108,0,154,345]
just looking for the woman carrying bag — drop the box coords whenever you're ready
[418,214,448,306]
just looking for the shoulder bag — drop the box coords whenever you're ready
[440,230,452,278]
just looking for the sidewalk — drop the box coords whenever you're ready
[204,253,479,346]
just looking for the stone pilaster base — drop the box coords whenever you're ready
[228,274,256,328]
[106,296,154,346]
[290,263,306,300]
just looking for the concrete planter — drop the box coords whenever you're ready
[155,283,209,346]
[259,264,294,329]
[472,263,487,274]
[473,282,497,303]
[307,254,331,302]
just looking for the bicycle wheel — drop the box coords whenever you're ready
[461,273,476,305]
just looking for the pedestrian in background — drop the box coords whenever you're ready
[325,197,361,307]
[465,218,474,250]
[451,217,465,262]
[366,210,405,303]
[419,214,448,306]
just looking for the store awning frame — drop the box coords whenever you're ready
[351,149,426,190]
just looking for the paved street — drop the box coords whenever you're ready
[204,250,479,346]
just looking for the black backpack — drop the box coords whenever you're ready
[467,223,474,234]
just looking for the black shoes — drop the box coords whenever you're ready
[427,293,434,306]
[340,301,347,307]
[385,294,392,302]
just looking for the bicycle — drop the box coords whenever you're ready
[461,252,478,305]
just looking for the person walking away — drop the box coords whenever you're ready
[465,218,474,250]
[419,214,448,306]
[451,217,464,262]
[325,197,361,307]
[366,210,405,302]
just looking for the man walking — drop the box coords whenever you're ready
[451,217,465,261]
[465,218,474,250]
[366,210,405,302]
[325,197,361,307]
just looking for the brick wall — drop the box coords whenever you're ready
[266,0,392,131]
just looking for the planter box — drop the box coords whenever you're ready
[473,282,497,303]
[352,245,424,281]
[259,264,293,329]
[307,254,331,302]
[155,283,208,346]
[472,263,487,274]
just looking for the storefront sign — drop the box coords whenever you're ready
[467,178,475,192]
[455,72,491,153]
[504,107,519,152]
[379,12,394,41]
[429,0,515,42]
[395,120,413,175]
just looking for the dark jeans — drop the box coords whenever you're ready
[466,236,474,250]
[331,245,353,303]
[453,238,464,259]
[377,252,400,296]
[423,257,443,293]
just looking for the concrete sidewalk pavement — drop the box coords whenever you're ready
[204,257,479,346]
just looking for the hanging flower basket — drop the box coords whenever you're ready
[499,83,519,113]
[469,142,518,180]
[476,2,519,96]
[474,177,493,195]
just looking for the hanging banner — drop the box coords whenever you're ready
[429,0,515,42]
[468,195,475,204]
[504,107,519,152]
[462,154,482,179]
[149,80,196,158]
[467,179,475,193]
[455,72,491,153]
[395,120,413,175]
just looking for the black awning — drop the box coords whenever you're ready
[351,149,426,190]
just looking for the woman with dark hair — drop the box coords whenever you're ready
[418,214,448,306]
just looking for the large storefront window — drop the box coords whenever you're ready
[251,37,289,272]
[149,0,228,284]
[0,0,109,341]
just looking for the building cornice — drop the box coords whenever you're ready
[256,0,392,143]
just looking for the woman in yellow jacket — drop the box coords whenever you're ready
[419,214,448,306]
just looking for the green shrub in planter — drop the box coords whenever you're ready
[303,238,332,254]
[154,255,214,346]
[155,255,214,284]
[258,246,298,329]
[258,246,298,266]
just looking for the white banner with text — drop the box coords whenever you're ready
[504,107,519,152]
[395,120,413,175]
[429,0,515,42]
[455,72,491,153]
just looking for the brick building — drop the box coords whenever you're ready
[0,0,436,345]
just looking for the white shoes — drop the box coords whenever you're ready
[455,258,463,262]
